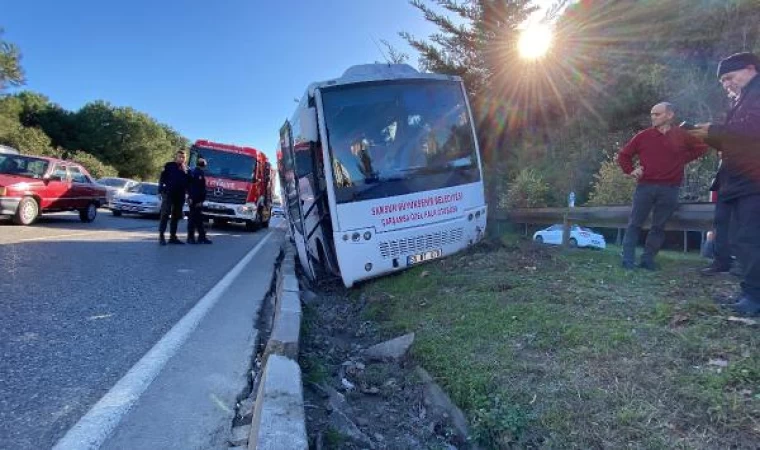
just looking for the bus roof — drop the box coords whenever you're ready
[301,64,461,102]
[192,139,260,157]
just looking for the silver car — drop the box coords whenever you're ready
[111,182,162,217]
[0,145,20,155]
[97,177,138,208]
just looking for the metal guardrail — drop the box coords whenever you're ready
[490,203,716,251]
[498,203,715,231]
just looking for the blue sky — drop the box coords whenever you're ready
[4,0,548,163]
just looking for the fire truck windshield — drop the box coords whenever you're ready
[192,147,257,182]
[322,79,480,204]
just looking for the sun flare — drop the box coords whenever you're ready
[518,24,552,59]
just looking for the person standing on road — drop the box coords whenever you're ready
[158,150,189,245]
[187,158,212,244]
[689,52,760,317]
[618,102,709,270]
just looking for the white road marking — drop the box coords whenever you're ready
[86,314,114,321]
[12,225,155,243]
[52,232,274,450]
[17,231,107,243]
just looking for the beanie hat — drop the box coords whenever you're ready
[717,52,760,78]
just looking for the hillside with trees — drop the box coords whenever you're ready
[400,0,759,207]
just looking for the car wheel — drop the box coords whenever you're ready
[261,219,270,229]
[112,210,122,217]
[13,197,39,225]
[80,203,97,222]
[535,235,544,244]
[245,220,258,232]
[569,238,578,248]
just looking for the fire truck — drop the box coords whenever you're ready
[188,139,273,230]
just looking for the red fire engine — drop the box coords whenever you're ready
[189,139,273,230]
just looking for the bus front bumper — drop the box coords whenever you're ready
[194,201,258,222]
[333,206,487,287]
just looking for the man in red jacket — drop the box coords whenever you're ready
[618,102,709,270]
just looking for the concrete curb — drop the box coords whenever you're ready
[248,355,307,449]
[248,244,307,449]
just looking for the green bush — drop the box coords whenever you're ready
[0,121,60,157]
[500,168,551,209]
[587,154,636,206]
[69,150,119,179]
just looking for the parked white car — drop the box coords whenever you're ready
[533,224,606,249]
[111,182,162,217]
[97,177,139,208]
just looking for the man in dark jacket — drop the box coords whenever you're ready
[690,52,760,316]
[158,150,189,245]
[187,158,212,244]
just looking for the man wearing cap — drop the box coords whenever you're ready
[618,102,709,271]
[187,158,212,245]
[690,52,760,316]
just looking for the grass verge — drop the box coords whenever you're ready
[359,235,760,449]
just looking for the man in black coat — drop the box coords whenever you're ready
[158,150,189,245]
[691,52,760,316]
[187,158,212,244]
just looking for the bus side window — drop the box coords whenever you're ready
[280,122,304,234]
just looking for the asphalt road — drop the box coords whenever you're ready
[0,210,281,449]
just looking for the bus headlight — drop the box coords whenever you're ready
[352,232,361,242]
[363,231,372,240]
[365,263,373,272]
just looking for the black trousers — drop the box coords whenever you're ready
[159,194,184,238]
[187,203,206,241]
[729,194,760,299]
[712,197,738,269]
[622,183,680,265]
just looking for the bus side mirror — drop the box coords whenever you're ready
[299,107,319,143]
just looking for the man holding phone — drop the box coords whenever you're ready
[618,102,709,270]
[689,52,760,316]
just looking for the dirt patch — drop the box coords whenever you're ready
[299,277,464,449]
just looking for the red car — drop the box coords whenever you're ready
[0,154,107,225]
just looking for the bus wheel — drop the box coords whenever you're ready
[313,242,329,279]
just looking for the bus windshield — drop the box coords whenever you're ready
[191,147,257,182]
[322,79,480,204]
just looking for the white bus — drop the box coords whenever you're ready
[277,64,487,287]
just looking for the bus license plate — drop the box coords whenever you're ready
[407,249,442,265]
